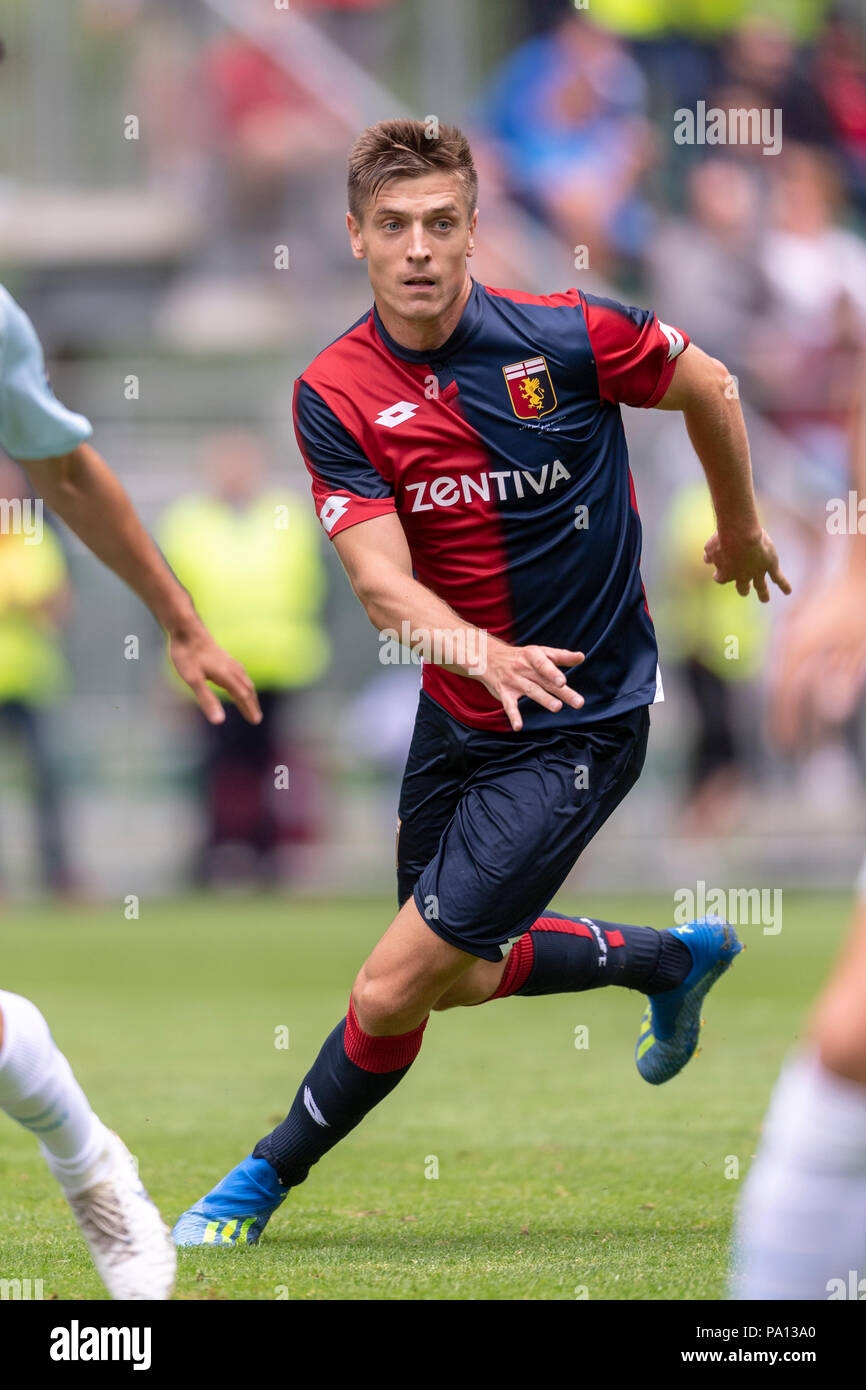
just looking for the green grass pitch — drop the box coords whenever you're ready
[0,891,847,1300]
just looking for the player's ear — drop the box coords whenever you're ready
[466,206,478,258]
[346,210,367,261]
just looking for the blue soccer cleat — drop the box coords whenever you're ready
[172,1154,287,1247]
[635,917,742,1085]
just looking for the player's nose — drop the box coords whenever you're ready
[406,224,431,262]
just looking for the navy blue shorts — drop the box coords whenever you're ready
[396,691,650,962]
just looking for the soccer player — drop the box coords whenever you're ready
[0,281,261,1298]
[173,119,790,1248]
[731,362,866,1300]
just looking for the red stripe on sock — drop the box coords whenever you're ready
[343,999,428,1073]
[534,916,624,948]
[488,933,535,1000]
[531,916,594,937]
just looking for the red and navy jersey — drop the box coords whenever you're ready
[294,278,688,732]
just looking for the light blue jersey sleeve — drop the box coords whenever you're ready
[0,285,93,459]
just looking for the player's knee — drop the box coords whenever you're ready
[433,962,502,1010]
[0,990,49,1047]
[812,1002,866,1085]
[351,972,416,1032]
[431,992,457,1012]
[815,1034,866,1086]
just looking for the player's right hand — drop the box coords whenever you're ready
[474,639,585,732]
[703,527,791,602]
[168,619,262,726]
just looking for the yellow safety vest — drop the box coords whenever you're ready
[158,492,330,693]
[590,0,829,40]
[655,483,769,680]
[0,525,68,703]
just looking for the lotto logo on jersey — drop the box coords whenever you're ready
[502,356,558,420]
[657,321,686,361]
[319,494,350,533]
[375,400,419,429]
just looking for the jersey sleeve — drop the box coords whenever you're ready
[580,291,689,409]
[0,291,93,459]
[293,377,396,539]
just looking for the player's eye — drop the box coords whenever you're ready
[434,220,453,231]
[382,220,401,232]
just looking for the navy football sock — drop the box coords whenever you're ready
[488,914,691,1000]
[253,1000,427,1189]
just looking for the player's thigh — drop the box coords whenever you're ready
[810,896,866,1083]
[413,707,650,961]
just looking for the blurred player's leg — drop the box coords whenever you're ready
[731,892,866,1299]
[0,990,176,1299]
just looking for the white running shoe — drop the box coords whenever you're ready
[62,1132,176,1300]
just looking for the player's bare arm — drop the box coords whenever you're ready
[656,342,791,604]
[23,443,261,726]
[333,509,585,732]
[772,355,866,748]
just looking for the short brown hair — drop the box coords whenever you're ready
[347,118,478,222]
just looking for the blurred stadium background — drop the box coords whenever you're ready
[0,0,864,906]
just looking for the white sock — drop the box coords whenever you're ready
[732,1049,866,1299]
[0,991,113,1192]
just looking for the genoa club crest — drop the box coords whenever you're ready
[502,355,558,420]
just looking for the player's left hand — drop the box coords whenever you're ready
[703,527,791,603]
[168,621,262,725]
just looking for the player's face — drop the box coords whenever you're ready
[347,172,477,328]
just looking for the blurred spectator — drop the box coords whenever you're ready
[344,667,420,782]
[747,143,866,511]
[648,156,762,373]
[121,6,350,280]
[479,12,656,274]
[158,431,330,886]
[713,18,835,153]
[656,482,770,835]
[294,0,401,71]
[573,0,726,115]
[197,29,348,274]
[0,461,73,893]
[812,10,866,214]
